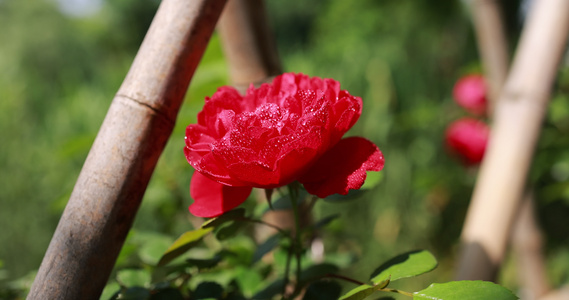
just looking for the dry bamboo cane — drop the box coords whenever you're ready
[512,193,551,299]
[27,0,227,298]
[469,0,510,114]
[456,0,569,281]
[217,0,282,92]
[467,1,555,296]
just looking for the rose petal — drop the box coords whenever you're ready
[189,172,252,218]
[300,137,384,198]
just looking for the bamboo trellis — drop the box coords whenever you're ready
[456,0,569,291]
[27,0,569,299]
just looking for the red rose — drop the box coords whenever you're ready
[445,118,489,165]
[185,73,384,217]
[452,74,487,116]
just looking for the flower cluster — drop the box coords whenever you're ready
[185,73,384,217]
[445,74,490,166]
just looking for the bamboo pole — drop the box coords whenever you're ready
[217,0,282,92]
[512,193,551,300]
[28,0,227,298]
[469,0,510,114]
[463,2,554,296]
[456,0,569,281]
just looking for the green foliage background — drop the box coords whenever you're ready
[1,0,569,298]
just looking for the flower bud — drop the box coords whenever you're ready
[452,74,487,116]
[445,118,489,165]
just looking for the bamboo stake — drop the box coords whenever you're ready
[217,0,282,92]
[469,0,510,114]
[465,2,555,296]
[456,0,569,281]
[512,193,551,300]
[28,0,227,298]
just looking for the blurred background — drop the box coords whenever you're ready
[1,0,568,298]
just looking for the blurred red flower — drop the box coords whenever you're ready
[185,73,384,217]
[445,118,489,165]
[452,74,487,116]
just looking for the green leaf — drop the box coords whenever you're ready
[361,171,384,190]
[299,263,339,283]
[186,254,223,270]
[193,281,224,299]
[375,277,390,289]
[149,287,184,300]
[370,250,437,284]
[112,286,151,300]
[302,281,342,300]
[117,269,151,287]
[215,221,245,240]
[252,233,282,264]
[324,189,368,202]
[138,235,174,266]
[201,208,246,229]
[338,284,379,300]
[263,189,308,212]
[157,227,213,266]
[414,281,519,300]
[233,266,264,297]
[312,214,340,230]
[252,279,285,300]
[101,282,121,300]
[185,250,234,270]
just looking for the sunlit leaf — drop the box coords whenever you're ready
[414,281,518,300]
[370,250,437,284]
[338,284,379,300]
[157,227,213,266]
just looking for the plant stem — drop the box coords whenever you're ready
[282,245,293,299]
[288,183,303,296]
[237,217,288,235]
